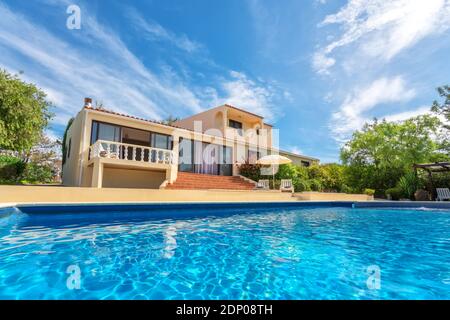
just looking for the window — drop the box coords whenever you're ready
[90,121,121,145]
[179,138,194,172]
[301,160,310,167]
[228,119,242,129]
[151,133,173,150]
[220,146,233,176]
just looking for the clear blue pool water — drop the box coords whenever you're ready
[0,204,449,300]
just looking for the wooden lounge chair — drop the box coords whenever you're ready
[436,188,450,201]
[280,179,294,193]
[256,179,270,190]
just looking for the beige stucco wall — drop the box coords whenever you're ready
[174,106,224,134]
[294,192,373,201]
[62,105,318,188]
[102,168,166,189]
[0,186,295,204]
[75,109,180,187]
[62,109,85,187]
[63,108,239,187]
[175,105,272,152]
[0,186,374,204]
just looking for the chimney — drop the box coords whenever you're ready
[84,97,92,107]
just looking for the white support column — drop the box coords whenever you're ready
[91,158,104,188]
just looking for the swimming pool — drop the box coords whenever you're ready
[0,202,449,299]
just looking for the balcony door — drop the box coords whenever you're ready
[121,127,151,161]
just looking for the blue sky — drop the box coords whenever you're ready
[1,0,449,162]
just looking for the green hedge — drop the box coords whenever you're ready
[0,155,26,182]
[239,163,364,193]
[21,162,53,184]
[0,155,54,184]
[385,187,403,200]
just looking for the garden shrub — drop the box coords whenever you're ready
[397,171,424,200]
[432,172,450,188]
[385,187,403,200]
[238,162,262,182]
[0,155,25,182]
[21,162,53,184]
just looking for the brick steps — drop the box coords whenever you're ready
[166,172,255,190]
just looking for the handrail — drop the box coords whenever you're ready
[89,140,173,165]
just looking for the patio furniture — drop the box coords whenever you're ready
[257,155,292,189]
[256,179,270,190]
[436,188,450,201]
[98,142,119,159]
[280,179,294,193]
[413,162,450,200]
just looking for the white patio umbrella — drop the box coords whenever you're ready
[257,155,292,189]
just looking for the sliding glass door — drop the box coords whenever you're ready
[220,146,232,176]
[178,138,232,176]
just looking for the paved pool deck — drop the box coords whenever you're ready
[0,185,448,209]
[0,185,372,205]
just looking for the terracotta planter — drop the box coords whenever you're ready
[414,189,429,201]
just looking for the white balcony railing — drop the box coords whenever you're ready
[90,140,173,165]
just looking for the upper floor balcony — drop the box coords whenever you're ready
[89,140,174,167]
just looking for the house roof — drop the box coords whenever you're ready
[83,106,187,130]
[84,105,319,161]
[222,104,264,119]
[278,149,320,162]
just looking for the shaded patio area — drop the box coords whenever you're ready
[413,162,450,200]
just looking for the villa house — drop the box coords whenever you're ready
[62,98,319,189]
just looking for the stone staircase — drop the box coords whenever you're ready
[165,172,256,190]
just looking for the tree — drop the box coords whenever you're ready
[431,85,450,129]
[0,69,53,152]
[340,115,445,194]
[162,115,179,126]
[22,135,61,183]
[62,117,74,165]
[431,85,450,154]
[308,163,346,192]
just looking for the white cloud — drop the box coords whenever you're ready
[0,2,207,127]
[314,0,328,5]
[312,52,335,75]
[383,105,431,122]
[331,76,416,141]
[314,0,450,74]
[0,1,285,133]
[127,9,201,53]
[288,146,303,155]
[44,129,61,142]
[219,71,278,121]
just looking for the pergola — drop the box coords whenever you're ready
[413,162,450,199]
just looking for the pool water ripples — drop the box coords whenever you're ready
[0,206,449,299]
